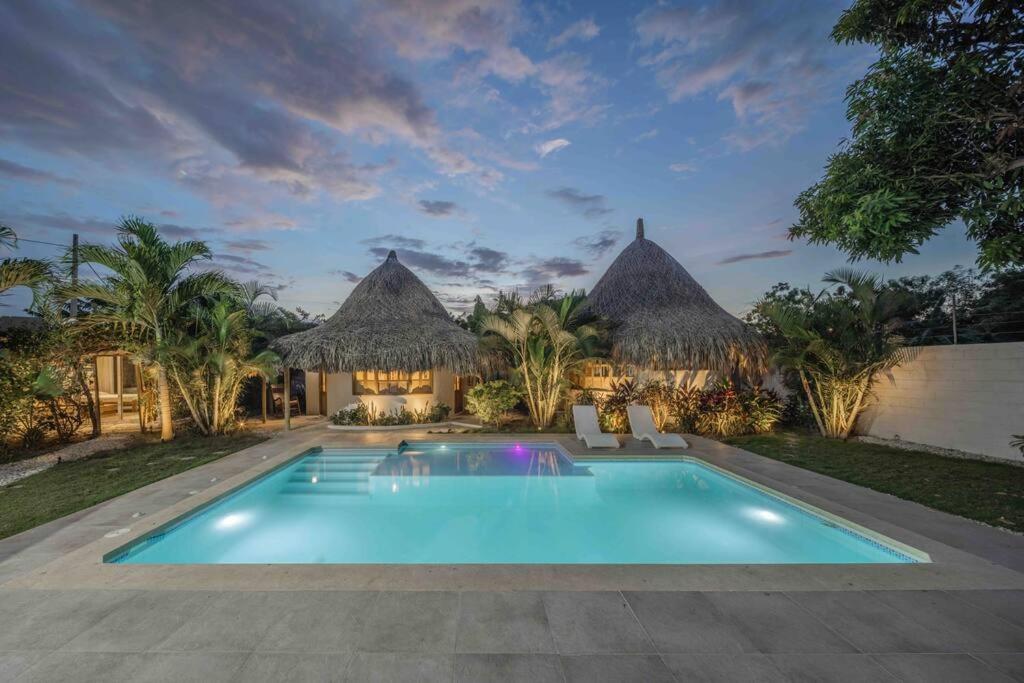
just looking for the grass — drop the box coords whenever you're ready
[725,431,1024,531]
[0,433,267,541]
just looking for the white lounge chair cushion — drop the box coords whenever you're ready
[572,405,620,449]
[627,405,689,449]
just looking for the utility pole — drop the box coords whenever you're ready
[70,233,79,319]
[951,291,958,345]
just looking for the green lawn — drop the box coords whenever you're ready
[0,433,267,541]
[725,431,1024,531]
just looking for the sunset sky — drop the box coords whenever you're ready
[1,0,976,318]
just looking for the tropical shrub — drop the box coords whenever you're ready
[480,291,603,428]
[427,402,451,423]
[597,378,642,433]
[330,401,452,427]
[0,315,99,453]
[331,403,369,426]
[694,380,783,438]
[165,297,278,435]
[640,380,676,431]
[761,269,912,439]
[586,378,781,438]
[465,380,522,428]
[671,385,702,434]
[694,380,746,437]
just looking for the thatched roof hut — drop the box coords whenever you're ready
[272,250,477,374]
[586,218,766,374]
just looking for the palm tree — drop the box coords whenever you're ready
[765,269,911,439]
[0,225,50,296]
[481,291,602,428]
[61,217,236,441]
[168,298,278,434]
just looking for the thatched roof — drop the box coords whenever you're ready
[586,218,766,374]
[272,250,478,373]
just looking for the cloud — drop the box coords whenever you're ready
[211,252,275,277]
[669,161,698,173]
[546,187,613,219]
[361,234,427,250]
[0,158,80,187]
[533,52,609,132]
[330,269,363,283]
[535,138,571,158]
[222,213,300,233]
[363,0,536,82]
[548,17,600,50]
[418,199,458,216]
[363,239,509,280]
[469,246,509,272]
[717,249,792,265]
[632,129,659,143]
[520,256,589,288]
[158,223,206,239]
[368,246,472,277]
[0,1,497,204]
[634,0,861,150]
[573,230,621,257]
[1,211,115,237]
[223,238,272,252]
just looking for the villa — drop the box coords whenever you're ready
[578,219,766,392]
[272,249,478,417]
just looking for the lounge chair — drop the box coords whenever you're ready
[627,405,688,449]
[572,405,620,449]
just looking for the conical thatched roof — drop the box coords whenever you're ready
[586,218,766,374]
[272,250,478,373]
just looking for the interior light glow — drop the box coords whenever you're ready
[311,476,318,484]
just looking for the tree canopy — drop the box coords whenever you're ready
[793,0,1023,269]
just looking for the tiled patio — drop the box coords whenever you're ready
[1,422,1022,681]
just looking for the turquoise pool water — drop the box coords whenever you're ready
[109,442,920,564]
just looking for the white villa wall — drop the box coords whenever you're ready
[578,367,713,392]
[857,342,1024,463]
[319,368,455,417]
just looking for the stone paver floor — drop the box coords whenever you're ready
[1,589,1022,681]
[2,426,1023,681]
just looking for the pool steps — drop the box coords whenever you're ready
[280,452,388,496]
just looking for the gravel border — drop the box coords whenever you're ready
[0,435,136,487]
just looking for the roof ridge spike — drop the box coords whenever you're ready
[386,249,398,261]
[636,218,644,240]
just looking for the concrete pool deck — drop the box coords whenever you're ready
[1,424,1022,681]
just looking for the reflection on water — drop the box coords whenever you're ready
[372,443,587,477]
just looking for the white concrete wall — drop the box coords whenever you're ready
[322,368,455,417]
[857,342,1024,463]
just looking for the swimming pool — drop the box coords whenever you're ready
[108,442,925,564]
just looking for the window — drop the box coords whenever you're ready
[353,370,433,395]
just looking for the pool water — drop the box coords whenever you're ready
[109,442,921,564]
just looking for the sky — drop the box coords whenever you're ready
[0,0,977,318]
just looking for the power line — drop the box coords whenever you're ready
[10,237,68,249]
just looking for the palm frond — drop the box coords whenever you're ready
[0,258,51,294]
